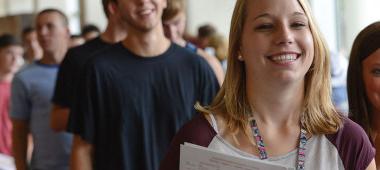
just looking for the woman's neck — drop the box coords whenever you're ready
[247,81,304,127]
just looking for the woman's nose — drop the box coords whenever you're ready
[275,25,294,45]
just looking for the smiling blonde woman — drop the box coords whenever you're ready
[160,0,376,169]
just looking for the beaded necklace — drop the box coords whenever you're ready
[250,119,307,170]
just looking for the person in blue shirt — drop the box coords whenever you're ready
[11,9,72,170]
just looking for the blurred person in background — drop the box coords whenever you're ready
[195,24,216,50]
[330,50,348,114]
[69,34,85,48]
[11,9,71,170]
[208,33,228,72]
[50,0,128,133]
[0,34,24,159]
[162,0,224,84]
[81,24,101,41]
[21,27,43,64]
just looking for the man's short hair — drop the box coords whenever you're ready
[0,34,21,49]
[37,8,69,26]
[22,26,35,38]
[198,24,216,39]
[81,24,101,36]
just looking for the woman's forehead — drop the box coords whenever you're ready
[245,0,305,19]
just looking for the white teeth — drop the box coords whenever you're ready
[140,9,152,15]
[271,54,297,62]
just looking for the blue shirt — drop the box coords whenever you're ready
[69,43,219,170]
[10,62,72,170]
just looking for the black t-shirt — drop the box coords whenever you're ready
[52,37,112,108]
[69,42,220,170]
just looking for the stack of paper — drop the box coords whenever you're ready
[0,153,15,170]
[180,143,294,170]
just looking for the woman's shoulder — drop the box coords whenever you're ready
[325,117,375,170]
[174,113,217,145]
[326,117,372,145]
[159,113,217,170]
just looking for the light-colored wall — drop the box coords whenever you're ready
[82,0,107,31]
[339,0,380,55]
[309,0,338,52]
[0,0,5,16]
[186,0,235,37]
[6,0,33,15]
[0,0,81,34]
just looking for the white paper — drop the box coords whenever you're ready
[180,143,294,170]
[0,153,15,170]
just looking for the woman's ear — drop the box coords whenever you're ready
[237,50,244,61]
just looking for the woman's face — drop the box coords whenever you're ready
[362,49,380,114]
[240,0,314,85]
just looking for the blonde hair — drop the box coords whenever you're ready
[208,33,228,61]
[162,0,185,21]
[196,0,342,137]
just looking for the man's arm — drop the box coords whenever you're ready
[10,76,32,170]
[50,104,70,132]
[70,135,93,170]
[12,119,29,170]
[51,49,77,132]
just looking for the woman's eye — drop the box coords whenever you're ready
[291,22,307,29]
[371,68,380,76]
[255,24,274,31]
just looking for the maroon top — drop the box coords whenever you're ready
[160,114,375,170]
[0,82,12,156]
[326,117,376,170]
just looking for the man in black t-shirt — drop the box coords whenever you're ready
[50,0,127,132]
[69,0,220,170]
